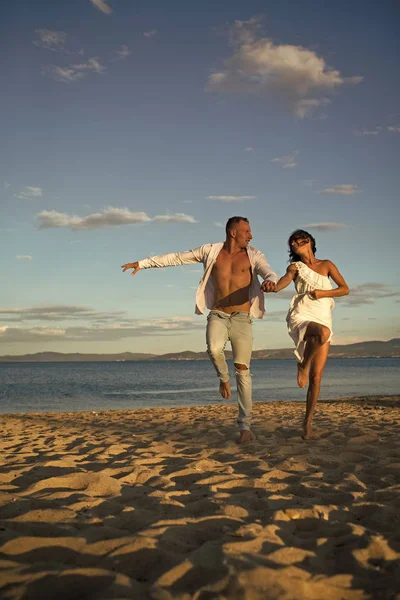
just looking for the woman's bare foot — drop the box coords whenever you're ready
[219,381,231,399]
[302,422,317,440]
[297,363,309,388]
[237,430,254,444]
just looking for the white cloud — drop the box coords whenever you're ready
[152,213,197,223]
[90,0,112,15]
[302,222,349,231]
[388,126,400,133]
[244,147,254,152]
[143,30,157,38]
[206,18,363,118]
[15,186,43,200]
[37,207,197,231]
[214,222,225,228]
[34,29,68,51]
[16,255,33,261]
[319,184,360,195]
[43,58,106,82]
[271,151,298,168]
[207,195,256,202]
[114,45,131,60]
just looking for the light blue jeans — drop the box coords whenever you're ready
[206,310,253,431]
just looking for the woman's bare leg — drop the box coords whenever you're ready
[303,342,330,439]
[297,322,331,388]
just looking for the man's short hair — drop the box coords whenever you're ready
[225,216,249,234]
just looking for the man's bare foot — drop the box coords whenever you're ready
[297,363,309,388]
[219,381,231,399]
[237,430,254,444]
[302,422,317,440]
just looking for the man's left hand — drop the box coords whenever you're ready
[261,280,277,293]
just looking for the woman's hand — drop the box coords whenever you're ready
[309,289,323,300]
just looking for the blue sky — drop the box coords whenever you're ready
[1,0,399,355]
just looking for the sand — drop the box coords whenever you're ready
[0,396,399,600]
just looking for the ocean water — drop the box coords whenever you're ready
[0,358,399,414]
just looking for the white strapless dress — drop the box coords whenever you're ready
[286,261,335,362]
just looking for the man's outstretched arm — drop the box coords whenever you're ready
[121,247,206,276]
[121,261,141,276]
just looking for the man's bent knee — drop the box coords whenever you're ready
[207,344,225,359]
[234,363,248,371]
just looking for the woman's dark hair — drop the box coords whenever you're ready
[288,229,316,262]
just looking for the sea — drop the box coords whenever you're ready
[0,358,399,414]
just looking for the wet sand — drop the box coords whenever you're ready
[1,396,399,600]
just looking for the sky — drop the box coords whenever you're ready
[1,0,399,356]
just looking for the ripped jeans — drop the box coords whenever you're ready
[206,310,253,431]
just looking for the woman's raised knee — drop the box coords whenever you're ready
[319,327,330,345]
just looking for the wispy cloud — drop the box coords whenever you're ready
[90,0,112,15]
[0,305,124,323]
[271,151,298,168]
[207,195,256,202]
[37,207,197,231]
[206,18,363,118]
[353,125,400,135]
[302,222,349,231]
[339,283,400,307]
[113,45,131,60]
[0,316,203,344]
[302,180,316,187]
[15,186,43,200]
[16,255,33,261]
[143,30,157,38]
[244,147,254,152]
[43,58,105,82]
[34,29,68,51]
[353,127,382,136]
[319,184,360,195]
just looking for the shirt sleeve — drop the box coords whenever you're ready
[253,250,278,283]
[138,246,205,269]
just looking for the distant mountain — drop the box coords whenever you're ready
[0,339,399,362]
[0,351,156,363]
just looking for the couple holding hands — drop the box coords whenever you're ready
[122,216,349,442]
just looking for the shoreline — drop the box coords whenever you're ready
[1,394,399,418]
[1,356,400,363]
[1,396,399,599]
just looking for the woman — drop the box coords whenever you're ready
[263,230,349,439]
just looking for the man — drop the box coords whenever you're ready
[121,216,277,443]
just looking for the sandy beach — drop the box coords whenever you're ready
[0,397,399,600]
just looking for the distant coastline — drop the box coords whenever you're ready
[0,339,399,362]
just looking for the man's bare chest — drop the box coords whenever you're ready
[212,252,251,279]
